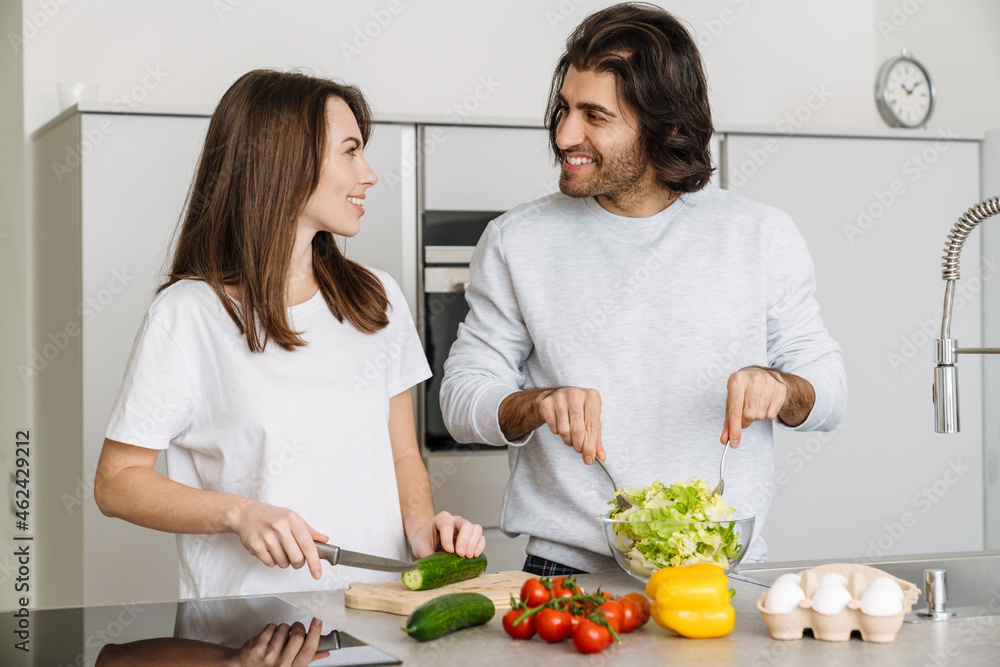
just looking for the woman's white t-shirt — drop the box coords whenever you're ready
[105,270,431,599]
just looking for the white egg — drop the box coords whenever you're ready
[818,573,849,588]
[810,585,853,615]
[774,573,802,586]
[764,582,806,614]
[867,577,905,599]
[860,586,904,616]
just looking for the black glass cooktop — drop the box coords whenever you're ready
[0,595,399,666]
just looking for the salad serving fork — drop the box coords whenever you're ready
[711,442,730,497]
[597,458,632,509]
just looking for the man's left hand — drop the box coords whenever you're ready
[720,366,788,448]
[720,366,816,448]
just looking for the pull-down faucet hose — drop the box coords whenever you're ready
[940,197,1000,339]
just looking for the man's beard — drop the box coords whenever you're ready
[558,137,651,210]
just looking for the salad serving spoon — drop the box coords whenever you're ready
[597,458,632,510]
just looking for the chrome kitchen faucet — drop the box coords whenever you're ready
[933,197,1000,432]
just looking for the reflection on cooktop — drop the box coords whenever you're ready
[0,595,399,666]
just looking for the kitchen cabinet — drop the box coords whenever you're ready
[30,106,419,608]
[723,132,983,561]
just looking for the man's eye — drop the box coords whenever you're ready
[588,114,603,122]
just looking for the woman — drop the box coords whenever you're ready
[94,69,485,600]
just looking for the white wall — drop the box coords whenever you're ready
[6,0,1000,609]
[21,0,882,133]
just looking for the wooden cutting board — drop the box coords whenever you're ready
[344,571,535,616]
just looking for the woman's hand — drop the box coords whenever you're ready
[409,511,486,559]
[234,618,329,667]
[230,500,329,580]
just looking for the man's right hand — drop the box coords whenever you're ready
[229,500,329,580]
[499,387,605,465]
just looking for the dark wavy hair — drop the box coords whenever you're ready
[160,69,389,353]
[545,2,714,193]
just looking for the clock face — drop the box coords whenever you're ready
[881,59,932,127]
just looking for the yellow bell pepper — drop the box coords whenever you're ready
[644,563,735,638]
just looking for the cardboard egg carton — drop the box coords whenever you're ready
[756,563,921,643]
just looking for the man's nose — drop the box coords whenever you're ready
[555,113,584,151]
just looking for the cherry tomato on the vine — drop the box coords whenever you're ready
[618,596,644,633]
[502,608,535,640]
[550,585,574,600]
[534,608,573,643]
[551,576,583,595]
[597,600,623,634]
[520,578,551,608]
[623,592,651,624]
[572,619,612,654]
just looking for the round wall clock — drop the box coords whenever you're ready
[875,48,934,128]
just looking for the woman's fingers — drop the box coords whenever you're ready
[434,512,457,553]
[294,618,329,667]
[290,518,324,580]
[278,621,307,664]
[453,518,482,558]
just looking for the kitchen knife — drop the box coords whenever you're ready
[314,541,419,573]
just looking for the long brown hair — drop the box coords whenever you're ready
[160,69,389,353]
[546,2,715,193]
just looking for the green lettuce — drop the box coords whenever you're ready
[606,478,744,577]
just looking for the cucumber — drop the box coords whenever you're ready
[402,592,495,642]
[401,551,487,591]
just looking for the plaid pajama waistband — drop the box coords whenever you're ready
[523,554,587,577]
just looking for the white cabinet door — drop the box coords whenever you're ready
[724,134,983,561]
[81,113,211,607]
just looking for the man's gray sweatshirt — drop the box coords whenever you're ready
[440,185,847,571]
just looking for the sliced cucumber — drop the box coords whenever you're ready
[402,592,495,642]
[401,551,487,591]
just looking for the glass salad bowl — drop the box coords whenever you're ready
[601,510,756,583]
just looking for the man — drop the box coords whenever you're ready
[440,2,847,575]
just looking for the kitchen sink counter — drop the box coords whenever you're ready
[281,565,1000,666]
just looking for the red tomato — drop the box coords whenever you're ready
[597,600,623,634]
[520,579,551,608]
[502,609,535,640]
[534,608,573,643]
[618,596,643,633]
[572,619,612,654]
[550,585,574,600]
[551,576,583,595]
[623,592,651,624]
